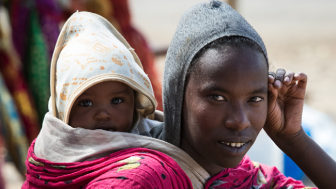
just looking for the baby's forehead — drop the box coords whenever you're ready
[81,81,134,96]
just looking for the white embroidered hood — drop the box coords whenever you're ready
[49,11,157,124]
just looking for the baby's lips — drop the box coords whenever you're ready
[95,125,115,131]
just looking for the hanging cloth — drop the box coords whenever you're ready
[0,50,40,143]
[0,6,40,143]
[25,9,50,125]
[0,72,29,175]
[9,0,31,62]
[0,116,4,189]
[35,0,62,61]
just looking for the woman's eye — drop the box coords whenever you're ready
[111,98,123,105]
[249,96,264,102]
[209,95,225,101]
[79,100,93,107]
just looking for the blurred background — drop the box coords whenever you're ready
[0,0,335,188]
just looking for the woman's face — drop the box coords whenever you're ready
[181,46,268,175]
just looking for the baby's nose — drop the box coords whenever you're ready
[94,110,111,121]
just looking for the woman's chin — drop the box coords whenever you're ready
[215,155,246,169]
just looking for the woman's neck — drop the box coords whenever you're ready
[180,138,224,176]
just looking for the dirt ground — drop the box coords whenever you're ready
[3,0,336,188]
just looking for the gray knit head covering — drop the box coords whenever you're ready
[161,0,268,147]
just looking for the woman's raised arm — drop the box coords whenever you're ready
[265,69,336,188]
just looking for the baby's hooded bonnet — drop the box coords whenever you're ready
[145,1,268,147]
[49,11,157,125]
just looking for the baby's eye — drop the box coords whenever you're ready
[249,96,264,102]
[79,100,93,107]
[111,98,123,105]
[209,95,226,101]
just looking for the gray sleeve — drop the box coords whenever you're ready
[140,122,166,141]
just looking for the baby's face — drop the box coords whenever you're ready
[182,46,268,174]
[69,81,135,132]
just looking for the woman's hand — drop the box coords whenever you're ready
[265,69,336,188]
[264,69,307,140]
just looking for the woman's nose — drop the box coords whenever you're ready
[94,109,111,121]
[224,105,250,131]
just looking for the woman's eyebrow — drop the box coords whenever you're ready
[201,84,230,93]
[250,86,268,94]
[201,84,267,94]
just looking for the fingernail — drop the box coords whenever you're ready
[275,80,281,88]
[284,77,289,82]
[268,75,274,80]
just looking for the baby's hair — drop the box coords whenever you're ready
[186,36,268,83]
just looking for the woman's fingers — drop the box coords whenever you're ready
[274,69,286,88]
[269,69,307,90]
[293,72,308,89]
[269,69,286,88]
[283,71,295,85]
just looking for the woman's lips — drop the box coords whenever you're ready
[220,141,248,148]
[216,140,252,156]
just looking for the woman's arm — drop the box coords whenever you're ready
[272,128,336,188]
[265,69,336,188]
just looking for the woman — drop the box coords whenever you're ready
[143,1,336,188]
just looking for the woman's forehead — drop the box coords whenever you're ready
[188,46,268,94]
[193,46,268,78]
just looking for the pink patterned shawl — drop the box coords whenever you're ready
[23,140,193,189]
[205,156,316,189]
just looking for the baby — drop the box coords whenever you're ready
[23,12,193,189]
[48,12,157,134]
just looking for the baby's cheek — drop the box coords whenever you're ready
[114,108,134,132]
[69,109,92,129]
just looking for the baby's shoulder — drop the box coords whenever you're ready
[132,117,163,135]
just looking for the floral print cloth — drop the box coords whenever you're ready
[205,156,316,189]
[23,140,193,189]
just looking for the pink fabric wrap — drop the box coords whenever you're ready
[205,156,316,189]
[23,140,193,189]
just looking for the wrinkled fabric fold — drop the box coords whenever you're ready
[24,143,193,189]
[27,113,209,188]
